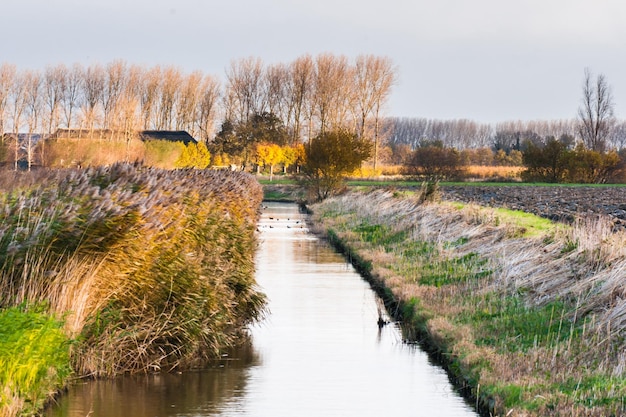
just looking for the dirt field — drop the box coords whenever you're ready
[440,184,626,228]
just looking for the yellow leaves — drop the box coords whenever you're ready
[254,143,283,167]
[175,141,211,169]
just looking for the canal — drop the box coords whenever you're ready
[46,202,478,417]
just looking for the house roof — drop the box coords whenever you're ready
[51,128,116,139]
[48,129,198,145]
[139,130,197,145]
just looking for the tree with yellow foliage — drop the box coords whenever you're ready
[175,141,211,169]
[280,145,297,174]
[254,143,283,180]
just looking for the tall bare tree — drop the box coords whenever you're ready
[43,64,65,136]
[24,70,42,169]
[139,65,160,130]
[82,64,105,136]
[0,64,16,138]
[313,53,349,134]
[9,71,27,170]
[354,55,396,169]
[176,71,203,134]
[101,60,127,134]
[195,75,220,143]
[61,63,83,130]
[157,66,181,130]
[265,63,288,123]
[286,55,313,144]
[225,57,266,124]
[578,68,615,153]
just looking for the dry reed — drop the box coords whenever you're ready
[0,163,265,377]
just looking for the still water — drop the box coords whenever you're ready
[46,202,478,417]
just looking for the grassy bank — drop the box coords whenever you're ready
[309,189,626,416]
[0,164,265,416]
[0,306,71,416]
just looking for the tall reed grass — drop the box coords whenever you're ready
[310,189,626,416]
[0,163,265,385]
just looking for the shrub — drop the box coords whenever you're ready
[301,129,372,201]
[407,145,467,181]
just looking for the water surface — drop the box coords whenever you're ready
[47,202,478,417]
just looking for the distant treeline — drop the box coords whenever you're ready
[387,117,626,152]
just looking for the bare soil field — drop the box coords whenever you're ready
[441,185,626,228]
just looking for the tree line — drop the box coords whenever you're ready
[388,117,626,153]
[0,61,220,142]
[0,54,396,160]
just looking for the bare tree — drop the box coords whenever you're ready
[609,121,626,151]
[61,63,83,130]
[313,53,350,134]
[101,60,127,134]
[157,66,181,130]
[176,71,203,134]
[138,65,160,130]
[24,70,42,169]
[195,75,220,143]
[286,55,313,144]
[82,64,105,136]
[225,57,266,124]
[354,55,396,169]
[578,68,615,153]
[9,71,27,170]
[43,64,65,136]
[265,63,289,123]
[0,64,16,138]
[111,94,140,160]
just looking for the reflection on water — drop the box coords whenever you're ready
[46,202,478,417]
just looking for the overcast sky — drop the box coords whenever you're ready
[3,0,626,124]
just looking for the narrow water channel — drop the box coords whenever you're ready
[46,202,478,417]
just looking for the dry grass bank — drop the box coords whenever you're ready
[310,189,626,416]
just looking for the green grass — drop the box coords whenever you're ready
[492,207,560,237]
[557,375,626,408]
[417,252,491,287]
[444,201,559,238]
[354,223,408,247]
[0,305,72,415]
[351,220,492,287]
[390,241,491,287]
[461,294,580,353]
[263,188,295,201]
[257,178,296,185]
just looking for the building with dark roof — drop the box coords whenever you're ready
[48,129,198,145]
[139,131,197,145]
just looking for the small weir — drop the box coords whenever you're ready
[46,202,478,417]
